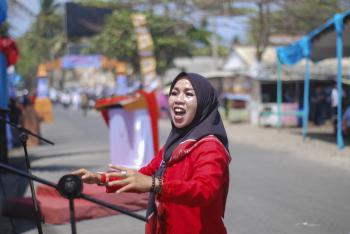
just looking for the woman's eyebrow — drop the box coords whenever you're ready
[172,87,194,91]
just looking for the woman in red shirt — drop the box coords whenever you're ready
[73,72,231,234]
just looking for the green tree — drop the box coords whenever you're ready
[245,0,347,61]
[246,0,273,62]
[270,0,346,36]
[79,0,250,69]
[16,0,64,87]
[86,9,211,74]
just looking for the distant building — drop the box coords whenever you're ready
[162,45,350,125]
[269,34,301,46]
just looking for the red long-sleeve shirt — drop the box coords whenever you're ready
[107,135,230,234]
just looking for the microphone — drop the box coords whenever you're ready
[57,175,83,199]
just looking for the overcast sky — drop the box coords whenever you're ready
[8,0,69,37]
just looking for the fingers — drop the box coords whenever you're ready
[82,174,91,180]
[108,164,129,172]
[107,178,129,187]
[117,184,133,193]
[71,168,99,184]
[106,170,130,178]
[105,173,152,193]
[71,168,87,177]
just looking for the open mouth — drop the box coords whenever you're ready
[173,107,186,117]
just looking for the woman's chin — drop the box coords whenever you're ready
[172,117,187,128]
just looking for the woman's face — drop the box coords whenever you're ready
[168,78,197,128]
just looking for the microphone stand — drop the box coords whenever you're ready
[0,116,54,234]
[0,162,147,234]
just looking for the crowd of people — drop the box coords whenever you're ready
[49,88,95,116]
[309,82,350,139]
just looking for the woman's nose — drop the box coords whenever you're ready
[175,93,185,102]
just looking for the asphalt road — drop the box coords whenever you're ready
[1,105,350,234]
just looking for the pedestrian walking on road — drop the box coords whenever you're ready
[73,72,231,234]
[80,92,89,117]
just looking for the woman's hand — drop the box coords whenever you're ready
[107,164,152,193]
[71,168,101,184]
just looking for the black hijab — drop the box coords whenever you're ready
[164,72,229,160]
[146,72,229,219]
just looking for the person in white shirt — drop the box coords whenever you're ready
[331,83,339,135]
[331,84,338,116]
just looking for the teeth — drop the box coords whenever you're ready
[174,107,185,115]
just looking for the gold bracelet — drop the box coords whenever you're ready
[150,175,156,192]
[157,177,163,194]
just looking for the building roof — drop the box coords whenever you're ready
[163,56,228,84]
[229,45,350,81]
[162,45,350,84]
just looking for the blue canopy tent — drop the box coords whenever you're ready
[277,10,350,150]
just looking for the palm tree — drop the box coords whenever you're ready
[15,0,65,87]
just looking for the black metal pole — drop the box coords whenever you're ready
[19,132,43,234]
[69,198,77,234]
[0,162,147,234]
[80,194,147,222]
[0,116,55,234]
[0,162,56,188]
[0,116,54,145]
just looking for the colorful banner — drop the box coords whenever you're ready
[8,66,21,98]
[115,74,128,96]
[35,64,54,123]
[131,14,159,91]
[37,78,49,98]
[61,55,101,69]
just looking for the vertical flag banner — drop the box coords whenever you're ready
[131,14,159,91]
[34,64,54,123]
[37,78,49,98]
[115,61,129,95]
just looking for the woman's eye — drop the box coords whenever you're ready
[170,91,177,96]
[186,92,194,97]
